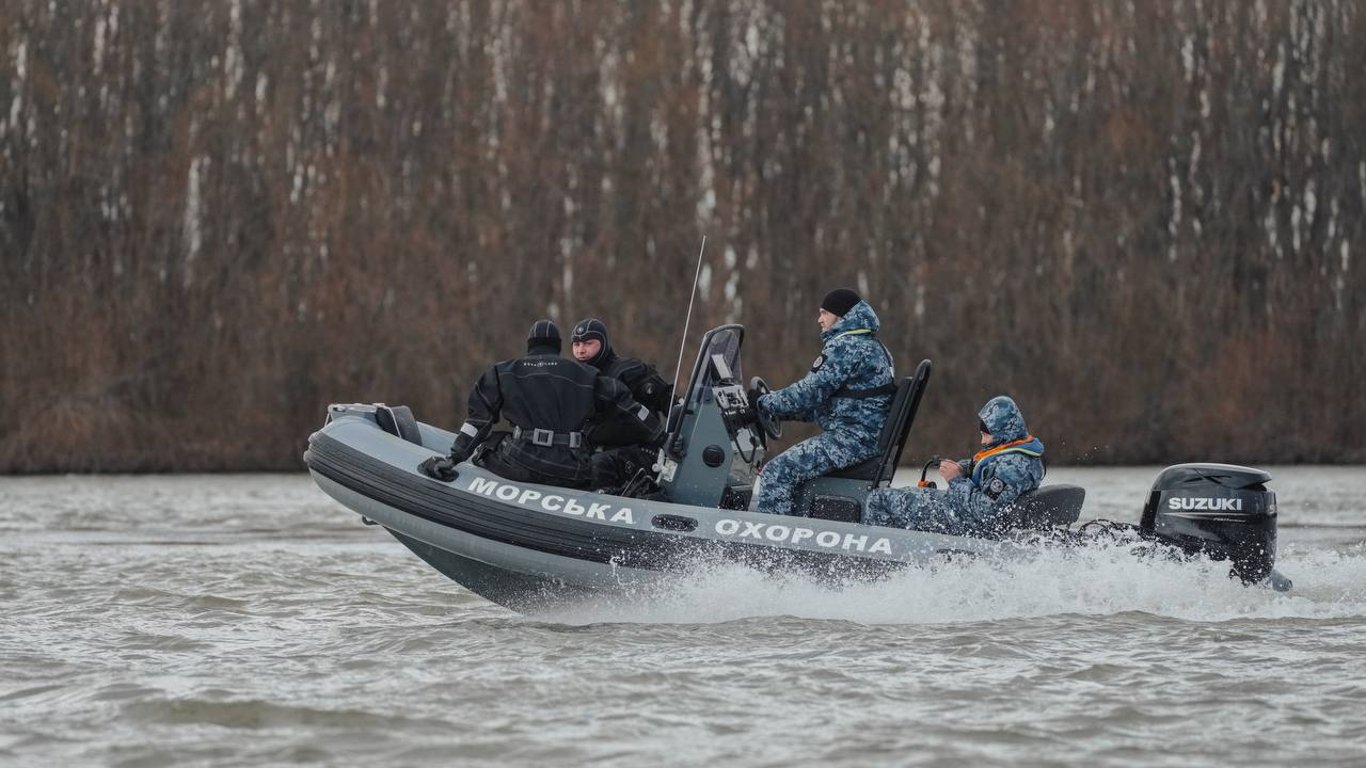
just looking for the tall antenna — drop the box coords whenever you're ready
[669,235,708,401]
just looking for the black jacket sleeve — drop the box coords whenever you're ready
[450,365,502,462]
[593,375,664,445]
[617,359,674,414]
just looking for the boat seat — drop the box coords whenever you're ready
[1006,484,1085,529]
[375,404,423,445]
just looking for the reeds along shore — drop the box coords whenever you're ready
[2,0,1363,472]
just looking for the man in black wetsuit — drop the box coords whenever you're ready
[420,320,663,489]
[569,318,674,492]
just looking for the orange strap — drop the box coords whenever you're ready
[973,435,1039,464]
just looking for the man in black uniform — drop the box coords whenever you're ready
[420,320,663,488]
[569,318,674,492]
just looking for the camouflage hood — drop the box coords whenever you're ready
[821,300,881,343]
[979,395,1029,445]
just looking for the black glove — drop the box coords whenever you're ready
[419,456,457,482]
[449,434,476,465]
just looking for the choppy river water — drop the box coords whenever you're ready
[2,467,1365,766]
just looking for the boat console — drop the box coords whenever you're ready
[658,325,765,509]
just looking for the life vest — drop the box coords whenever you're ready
[970,435,1045,484]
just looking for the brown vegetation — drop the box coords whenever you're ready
[2,0,1363,471]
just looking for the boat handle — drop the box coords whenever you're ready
[651,514,698,532]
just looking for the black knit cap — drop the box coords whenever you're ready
[820,288,861,317]
[527,319,562,352]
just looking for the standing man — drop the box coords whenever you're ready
[754,288,895,516]
[863,396,1045,536]
[419,320,663,489]
[570,318,674,491]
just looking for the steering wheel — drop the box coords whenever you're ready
[749,376,782,442]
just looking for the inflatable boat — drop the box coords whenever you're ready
[305,325,1289,611]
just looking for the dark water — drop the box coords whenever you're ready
[2,468,1364,766]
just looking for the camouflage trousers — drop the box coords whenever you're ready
[864,486,983,536]
[756,430,878,516]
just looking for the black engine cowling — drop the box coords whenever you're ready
[1139,463,1277,584]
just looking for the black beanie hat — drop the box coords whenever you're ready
[820,288,861,317]
[527,319,561,352]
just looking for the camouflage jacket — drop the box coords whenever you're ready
[758,300,895,442]
[945,396,1045,530]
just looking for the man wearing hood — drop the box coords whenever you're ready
[569,318,674,491]
[754,288,896,516]
[863,395,1045,536]
[419,320,663,489]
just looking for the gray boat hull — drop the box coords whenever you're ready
[305,405,1024,610]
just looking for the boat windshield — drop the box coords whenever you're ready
[686,325,744,404]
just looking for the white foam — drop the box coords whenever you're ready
[538,541,1366,626]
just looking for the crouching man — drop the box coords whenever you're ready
[863,395,1044,537]
[569,318,674,493]
[419,320,662,489]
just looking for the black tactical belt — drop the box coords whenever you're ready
[832,383,897,399]
[511,426,584,448]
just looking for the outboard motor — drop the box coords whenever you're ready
[1139,463,1277,584]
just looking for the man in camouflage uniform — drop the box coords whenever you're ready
[863,395,1044,536]
[754,288,895,516]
